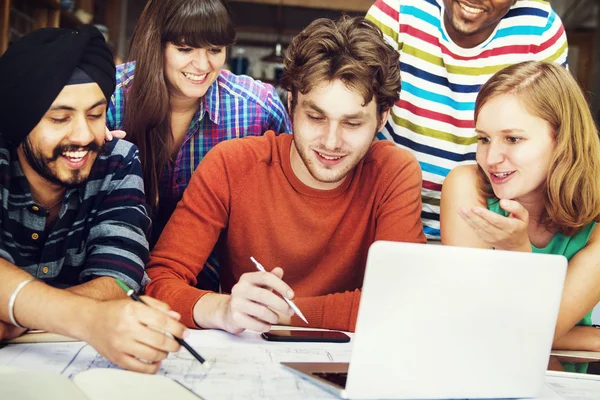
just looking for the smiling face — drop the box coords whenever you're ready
[289,79,388,190]
[163,42,226,101]
[19,83,107,188]
[442,0,516,47]
[475,94,555,202]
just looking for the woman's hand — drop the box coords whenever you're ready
[458,199,531,252]
[105,126,127,141]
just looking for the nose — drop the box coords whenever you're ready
[191,49,209,71]
[323,123,343,151]
[68,114,95,147]
[485,142,505,166]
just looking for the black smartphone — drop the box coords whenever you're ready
[261,329,350,343]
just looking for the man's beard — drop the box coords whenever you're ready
[21,138,104,188]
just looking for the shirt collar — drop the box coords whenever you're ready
[199,73,221,125]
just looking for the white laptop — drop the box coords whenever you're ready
[282,241,568,399]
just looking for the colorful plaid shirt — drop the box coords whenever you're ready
[107,62,291,290]
[0,137,151,292]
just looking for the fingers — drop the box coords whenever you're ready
[232,279,291,316]
[243,270,294,299]
[115,354,162,374]
[112,130,127,139]
[270,267,284,280]
[459,207,503,239]
[224,270,295,333]
[458,204,531,251]
[126,340,170,363]
[499,199,529,223]
[139,296,181,320]
[230,309,272,333]
[104,128,127,142]
[135,323,182,353]
[232,297,280,325]
[133,303,189,341]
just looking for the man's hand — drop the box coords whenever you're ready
[84,296,188,374]
[105,126,127,141]
[0,321,27,341]
[221,267,294,334]
[458,199,531,252]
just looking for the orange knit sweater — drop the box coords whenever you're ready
[145,132,425,331]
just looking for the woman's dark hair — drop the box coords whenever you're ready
[124,0,236,209]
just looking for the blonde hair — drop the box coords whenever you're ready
[474,61,600,235]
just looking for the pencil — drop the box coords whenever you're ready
[114,278,210,366]
[250,256,308,324]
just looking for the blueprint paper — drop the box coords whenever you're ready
[0,330,353,399]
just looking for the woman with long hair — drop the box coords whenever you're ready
[107,0,291,249]
[441,61,600,359]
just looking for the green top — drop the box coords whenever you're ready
[488,199,596,373]
[488,198,596,325]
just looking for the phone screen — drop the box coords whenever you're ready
[261,330,350,343]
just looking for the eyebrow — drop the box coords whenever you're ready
[475,128,526,134]
[48,99,107,112]
[303,100,368,119]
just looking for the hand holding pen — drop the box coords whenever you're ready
[250,257,308,324]
[84,281,190,374]
[115,279,210,368]
[219,257,305,334]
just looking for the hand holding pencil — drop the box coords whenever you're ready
[218,258,303,334]
[82,282,190,374]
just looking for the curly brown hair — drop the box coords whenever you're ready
[280,16,400,118]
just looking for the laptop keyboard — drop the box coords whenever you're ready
[313,372,348,388]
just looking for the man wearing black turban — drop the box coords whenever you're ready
[0,26,187,374]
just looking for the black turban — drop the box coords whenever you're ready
[0,25,116,146]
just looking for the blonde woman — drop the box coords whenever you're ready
[441,61,600,359]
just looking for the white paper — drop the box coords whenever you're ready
[0,330,353,400]
[546,373,600,400]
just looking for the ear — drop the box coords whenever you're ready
[287,91,293,113]
[377,108,391,133]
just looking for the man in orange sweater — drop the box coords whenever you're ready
[145,16,426,333]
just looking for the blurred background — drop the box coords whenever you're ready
[0,0,599,120]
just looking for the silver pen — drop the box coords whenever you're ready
[250,256,308,324]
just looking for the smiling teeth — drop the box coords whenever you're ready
[63,150,88,159]
[493,172,512,178]
[63,150,88,162]
[317,152,342,160]
[184,72,207,81]
[459,2,484,14]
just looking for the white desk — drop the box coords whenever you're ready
[0,329,599,400]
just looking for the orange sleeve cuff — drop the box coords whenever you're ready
[293,289,361,332]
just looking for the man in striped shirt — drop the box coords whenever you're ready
[0,26,187,374]
[367,0,568,239]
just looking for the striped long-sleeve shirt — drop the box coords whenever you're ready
[367,0,568,239]
[0,137,151,292]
